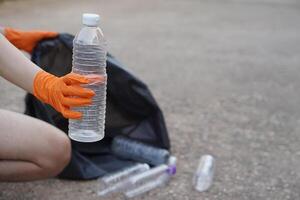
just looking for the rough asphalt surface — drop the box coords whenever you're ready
[1,0,300,199]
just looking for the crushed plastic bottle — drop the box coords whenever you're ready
[98,163,150,195]
[98,157,177,197]
[124,156,177,199]
[111,136,170,165]
[68,13,107,142]
[193,155,215,192]
[124,174,169,199]
[98,164,168,197]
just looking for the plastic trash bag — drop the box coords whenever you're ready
[24,34,170,180]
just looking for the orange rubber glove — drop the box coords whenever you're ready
[33,71,96,119]
[4,27,58,53]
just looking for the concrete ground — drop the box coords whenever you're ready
[1,0,300,199]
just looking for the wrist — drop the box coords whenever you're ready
[33,70,56,103]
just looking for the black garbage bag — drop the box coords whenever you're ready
[25,34,170,180]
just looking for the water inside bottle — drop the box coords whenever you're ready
[68,42,107,142]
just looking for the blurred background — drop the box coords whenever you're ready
[1,0,300,199]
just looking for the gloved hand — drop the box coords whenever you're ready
[4,27,58,53]
[33,71,102,119]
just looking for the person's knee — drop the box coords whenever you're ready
[51,134,71,175]
[36,131,71,178]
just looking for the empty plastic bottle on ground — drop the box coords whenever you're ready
[97,163,150,196]
[68,13,107,142]
[124,156,177,199]
[98,156,177,197]
[111,136,170,165]
[193,155,215,192]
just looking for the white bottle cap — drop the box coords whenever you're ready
[168,156,177,166]
[82,13,100,26]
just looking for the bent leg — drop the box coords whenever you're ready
[0,109,71,181]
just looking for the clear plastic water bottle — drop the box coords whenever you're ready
[193,155,215,192]
[111,136,170,166]
[124,156,177,199]
[68,13,107,142]
[124,175,169,199]
[98,156,177,197]
[98,163,150,196]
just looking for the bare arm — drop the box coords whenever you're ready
[0,33,40,93]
